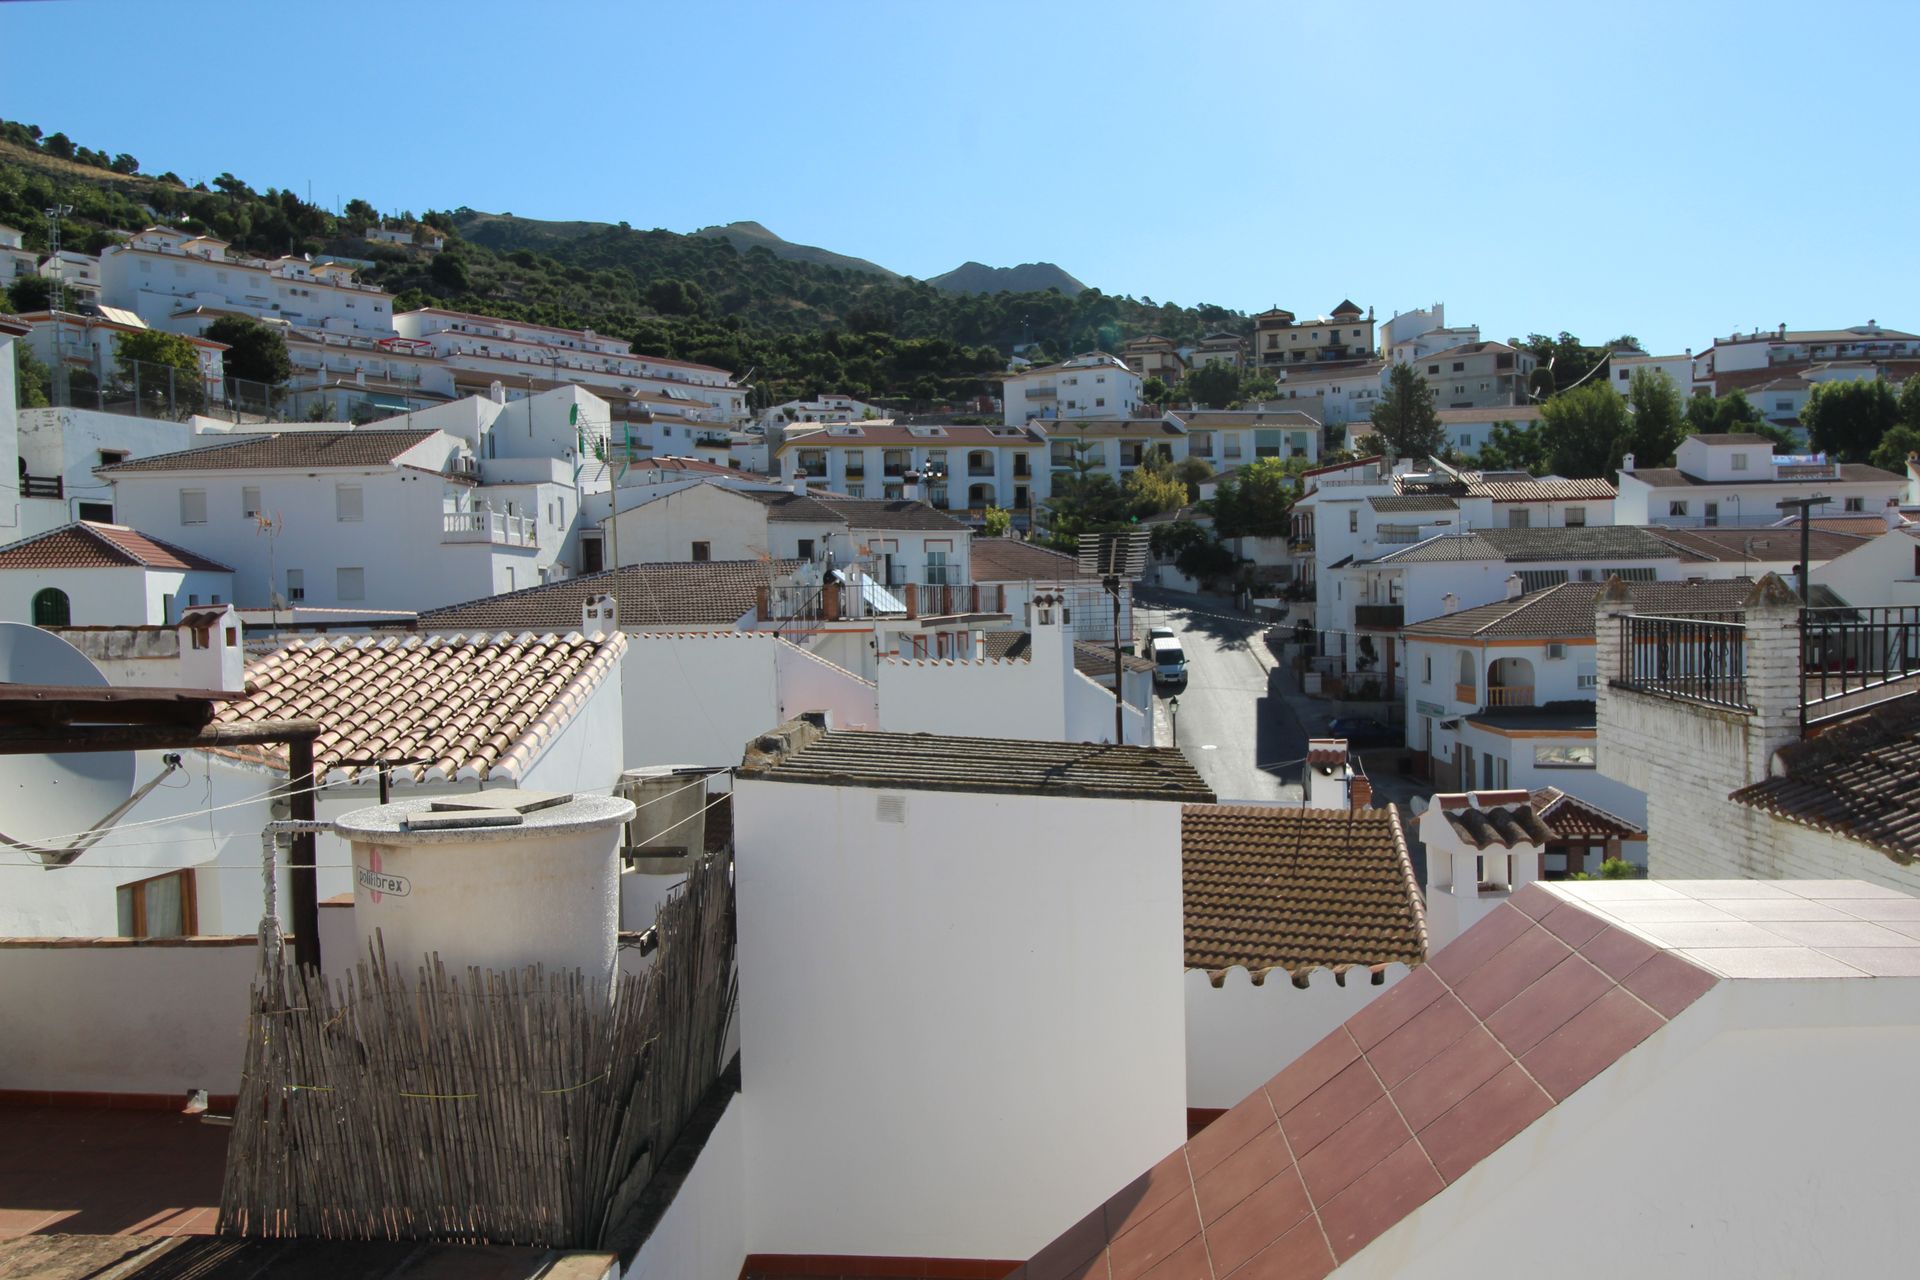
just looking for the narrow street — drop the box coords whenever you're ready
[1139,593,1305,804]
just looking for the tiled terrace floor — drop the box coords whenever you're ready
[0,1105,227,1239]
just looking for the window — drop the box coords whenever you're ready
[1534,744,1597,768]
[98,448,127,467]
[242,485,262,517]
[1427,364,1439,375]
[1845,497,1865,512]
[1452,362,1465,372]
[691,541,711,562]
[1704,502,1719,526]
[1731,453,1749,471]
[1459,434,1472,448]
[1565,507,1586,527]
[1423,654,1433,683]
[77,501,112,522]
[1668,501,1689,517]
[31,587,70,627]
[336,484,363,522]
[180,489,207,525]
[1507,508,1531,528]
[1095,398,1105,408]
[117,869,196,938]
[1349,510,1359,533]
[336,567,365,601]
[845,484,864,498]
[285,568,305,602]
[797,538,816,561]
[926,549,950,585]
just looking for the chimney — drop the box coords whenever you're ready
[1621,452,1636,474]
[581,593,617,638]
[488,380,507,405]
[1303,738,1350,810]
[1778,322,1787,340]
[1505,573,1524,600]
[1442,592,1460,614]
[1417,791,1545,951]
[902,469,921,503]
[792,469,809,496]
[1348,773,1372,810]
[176,604,245,693]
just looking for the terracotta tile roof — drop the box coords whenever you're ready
[1647,525,1873,563]
[1168,409,1322,430]
[1042,418,1185,439]
[1440,799,1555,849]
[1730,699,1920,864]
[213,631,626,784]
[970,539,1095,581]
[1530,787,1646,841]
[1182,804,1426,981]
[1774,514,1898,537]
[740,724,1215,803]
[778,423,1041,449]
[1377,526,1674,566]
[741,490,970,531]
[416,560,801,631]
[1405,578,1756,640]
[99,429,438,473]
[1368,495,1458,514]
[1462,474,1617,503]
[0,521,233,573]
[1688,432,1777,445]
[1625,462,1902,487]
[1433,405,1543,423]
[1026,884,1720,1277]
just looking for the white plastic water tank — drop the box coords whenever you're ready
[334,791,634,989]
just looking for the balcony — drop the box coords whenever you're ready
[967,463,995,478]
[1026,386,1057,400]
[1455,682,1476,703]
[1354,604,1404,630]
[20,474,63,500]
[1612,613,1750,710]
[1484,684,1535,708]
[695,431,732,448]
[1013,460,1032,478]
[442,510,537,547]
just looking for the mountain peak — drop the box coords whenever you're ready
[925,261,1086,296]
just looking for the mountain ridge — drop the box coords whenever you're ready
[926,260,1086,296]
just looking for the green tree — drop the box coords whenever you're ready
[1537,381,1629,478]
[1183,362,1241,409]
[1869,425,1920,476]
[108,153,139,175]
[1624,368,1685,468]
[983,506,1011,537]
[1169,456,1213,500]
[1126,463,1189,518]
[5,275,56,313]
[1210,457,1297,538]
[1141,375,1171,405]
[1901,377,1920,431]
[41,132,74,159]
[13,344,52,409]
[114,328,201,382]
[1150,521,1233,583]
[1369,363,1445,460]
[1516,331,1603,398]
[1684,389,1762,434]
[1475,421,1547,472]
[1803,379,1901,463]
[204,316,292,386]
[428,251,470,293]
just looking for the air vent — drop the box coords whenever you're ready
[876,794,907,824]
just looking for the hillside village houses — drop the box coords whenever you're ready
[1614,430,1905,526]
[998,350,1142,424]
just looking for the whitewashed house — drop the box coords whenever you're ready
[777,421,1044,512]
[1614,432,1905,527]
[0,521,234,625]
[1815,520,1920,606]
[1166,407,1320,471]
[1435,404,1542,459]
[98,227,393,338]
[999,352,1141,426]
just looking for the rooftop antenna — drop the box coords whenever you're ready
[44,204,72,405]
[1077,530,1150,743]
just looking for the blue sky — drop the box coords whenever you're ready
[2,0,1912,353]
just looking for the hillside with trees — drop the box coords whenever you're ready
[0,117,1246,407]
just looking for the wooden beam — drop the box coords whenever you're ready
[288,734,320,973]
[0,719,323,755]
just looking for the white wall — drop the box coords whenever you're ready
[622,633,782,768]
[0,938,257,1095]
[732,779,1188,1259]
[1816,529,1920,608]
[1185,965,1413,1109]
[16,406,201,534]
[1337,981,1920,1279]
[624,1095,748,1280]
[877,655,1062,740]
[773,639,877,731]
[608,482,777,565]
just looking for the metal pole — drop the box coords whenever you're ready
[288,732,320,972]
[1110,576,1124,744]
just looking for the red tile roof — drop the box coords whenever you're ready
[1530,787,1646,841]
[1730,698,1920,864]
[99,429,438,473]
[416,560,801,631]
[970,538,1095,582]
[1020,886,1717,1277]
[0,521,233,573]
[1182,804,1426,981]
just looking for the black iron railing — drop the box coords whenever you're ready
[1613,612,1750,710]
[1801,604,1920,723]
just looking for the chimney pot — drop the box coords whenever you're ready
[1505,573,1524,600]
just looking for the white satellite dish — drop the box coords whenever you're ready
[0,623,139,858]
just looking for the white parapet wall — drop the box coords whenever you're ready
[0,936,258,1097]
[623,1094,747,1280]
[1184,964,1415,1109]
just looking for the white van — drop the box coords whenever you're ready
[1150,635,1188,687]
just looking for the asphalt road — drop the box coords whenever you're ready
[1141,594,1307,804]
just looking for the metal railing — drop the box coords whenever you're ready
[1801,604,1920,722]
[1613,613,1750,710]
[1355,604,1404,630]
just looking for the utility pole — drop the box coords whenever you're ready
[1774,495,1831,603]
[44,204,72,406]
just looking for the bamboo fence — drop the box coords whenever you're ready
[218,848,737,1249]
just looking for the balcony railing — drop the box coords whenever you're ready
[1355,604,1404,630]
[20,474,62,500]
[1485,684,1535,708]
[1612,613,1750,710]
[1801,604,1920,723]
[1026,386,1057,400]
[1454,682,1476,703]
[442,510,537,547]
[967,465,995,478]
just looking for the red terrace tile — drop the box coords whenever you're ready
[1106,1186,1202,1280]
[1188,1092,1279,1181]
[1106,1149,1195,1242]
[1521,987,1668,1102]
[1451,927,1574,1020]
[1389,1023,1513,1134]
[1137,1234,1212,1280]
[1202,1167,1313,1276]
[1508,883,1559,920]
[1415,1062,1553,1183]
[1225,1215,1337,1280]
[1577,923,1660,981]
[1342,965,1445,1051]
[1315,1139,1446,1263]
[1029,1207,1108,1280]
[1262,1029,1361,1118]
[1186,1109,1228,1139]
[1195,1126,1292,1226]
[1278,1058,1384,1160]
[1621,950,1719,1019]
[1483,954,1614,1058]
[1364,991,1477,1088]
[1537,901,1607,949]
[1425,904,1533,985]
[1297,1095,1415,1205]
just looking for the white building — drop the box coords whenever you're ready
[1615,432,1904,527]
[1265,358,1386,425]
[1695,320,1920,390]
[1815,520,1920,607]
[1166,407,1321,471]
[1043,416,1190,487]
[999,352,1141,426]
[37,249,102,301]
[758,392,886,430]
[1435,405,1542,458]
[99,226,394,339]
[15,309,229,403]
[1609,351,1698,398]
[12,404,207,533]
[0,223,36,286]
[0,521,234,626]
[777,421,1045,512]
[1411,340,1537,409]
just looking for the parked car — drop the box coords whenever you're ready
[1326,717,1396,748]
[1150,635,1188,688]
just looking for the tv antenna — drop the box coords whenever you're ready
[1076,530,1150,743]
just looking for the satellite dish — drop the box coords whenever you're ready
[0,624,138,856]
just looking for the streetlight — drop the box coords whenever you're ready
[1169,695,1180,747]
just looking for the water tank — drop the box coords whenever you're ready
[334,791,634,991]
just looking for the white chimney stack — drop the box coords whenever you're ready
[1442,592,1460,614]
[902,469,922,502]
[792,469,809,496]
[176,604,245,692]
[582,593,618,639]
[1506,573,1524,600]
[1621,452,1636,474]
